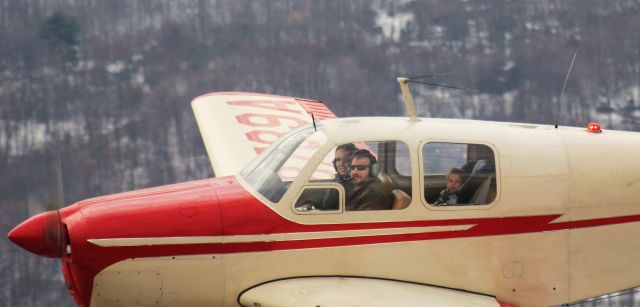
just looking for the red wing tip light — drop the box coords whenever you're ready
[8,211,63,258]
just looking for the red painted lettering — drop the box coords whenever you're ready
[277,166,302,181]
[228,100,302,114]
[297,140,322,150]
[236,113,307,129]
[245,130,283,145]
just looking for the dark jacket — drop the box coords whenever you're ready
[346,177,393,211]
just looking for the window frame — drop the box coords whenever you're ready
[239,125,329,205]
[291,139,415,214]
[291,182,345,215]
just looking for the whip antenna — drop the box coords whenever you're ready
[555,49,578,128]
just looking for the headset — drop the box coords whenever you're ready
[350,149,379,178]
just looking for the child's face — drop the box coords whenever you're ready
[446,173,462,191]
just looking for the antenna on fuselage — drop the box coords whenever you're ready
[397,77,419,122]
[311,112,317,131]
[555,49,579,129]
[397,75,478,122]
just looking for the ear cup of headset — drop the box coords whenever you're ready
[370,163,379,177]
[367,152,378,177]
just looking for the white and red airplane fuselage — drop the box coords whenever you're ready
[8,93,640,307]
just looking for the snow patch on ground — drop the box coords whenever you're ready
[373,4,414,41]
[106,61,126,74]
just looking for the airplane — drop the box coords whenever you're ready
[7,78,640,306]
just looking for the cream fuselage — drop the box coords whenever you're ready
[86,118,640,307]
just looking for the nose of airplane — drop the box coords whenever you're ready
[8,210,64,258]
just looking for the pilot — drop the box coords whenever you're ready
[298,143,357,211]
[433,167,466,206]
[346,149,393,211]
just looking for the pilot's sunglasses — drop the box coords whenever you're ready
[350,164,370,171]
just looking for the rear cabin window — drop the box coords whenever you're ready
[294,141,412,212]
[423,142,497,206]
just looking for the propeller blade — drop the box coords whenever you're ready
[51,155,64,210]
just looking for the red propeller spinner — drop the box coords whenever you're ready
[8,210,65,258]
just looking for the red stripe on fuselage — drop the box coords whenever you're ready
[215,178,640,252]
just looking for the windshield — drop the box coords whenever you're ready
[240,125,327,203]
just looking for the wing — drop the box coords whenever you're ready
[238,277,503,307]
[191,92,336,177]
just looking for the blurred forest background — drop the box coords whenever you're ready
[1,0,639,305]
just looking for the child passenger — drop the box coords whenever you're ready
[434,168,466,206]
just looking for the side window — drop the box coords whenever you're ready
[301,141,412,212]
[294,186,341,213]
[423,142,496,206]
[394,143,412,177]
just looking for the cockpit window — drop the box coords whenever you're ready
[240,125,327,203]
